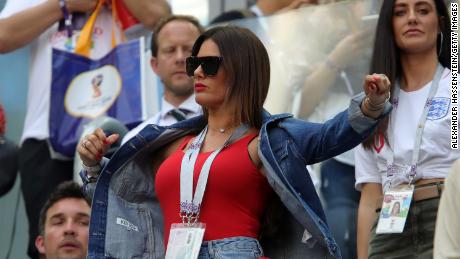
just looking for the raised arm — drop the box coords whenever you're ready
[0,0,96,53]
[120,0,170,29]
[291,74,391,164]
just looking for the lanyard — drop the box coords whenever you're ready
[179,124,249,224]
[387,64,444,184]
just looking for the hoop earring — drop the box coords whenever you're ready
[438,31,444,57]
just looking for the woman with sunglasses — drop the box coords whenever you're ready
[355,0,456,258]
[78,26,390,259]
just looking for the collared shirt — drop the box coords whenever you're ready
[249,5,263,17]
[249,4,270,39]
[121,95,201,144]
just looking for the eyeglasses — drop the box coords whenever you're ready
[186,56,223,77]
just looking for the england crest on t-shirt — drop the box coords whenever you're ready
[427,97,450,120]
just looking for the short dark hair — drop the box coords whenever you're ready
[363,0,451,149]
[150,15,204,57]
[191,26,270,129]
[38,181,91,236]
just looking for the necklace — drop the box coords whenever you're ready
[218,126,236,133]
[209,123,239,134]
[210,126,234,133]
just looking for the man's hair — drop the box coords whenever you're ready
[190,26,270,129]
[150,15,204,57]
[38,181,91,236]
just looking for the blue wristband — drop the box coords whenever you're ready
[59,0,73,37]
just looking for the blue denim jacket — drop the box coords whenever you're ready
[82,93,390,259]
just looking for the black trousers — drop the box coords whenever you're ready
[19,139,73,259]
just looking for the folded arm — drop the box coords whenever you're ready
[0,0,96,53]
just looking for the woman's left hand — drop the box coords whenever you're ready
[361,74,391,118]
[363,73,391,105]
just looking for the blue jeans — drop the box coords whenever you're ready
[320,159,359,259]
[197,237,263,259]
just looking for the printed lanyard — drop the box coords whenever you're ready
[179,124,249,224]
[387,64,444,184]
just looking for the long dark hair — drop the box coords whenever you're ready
[363,0,451,149]
[190,26,270,129]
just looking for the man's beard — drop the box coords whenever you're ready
[165,82,194,97]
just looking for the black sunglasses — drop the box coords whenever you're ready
[186,56,223,77]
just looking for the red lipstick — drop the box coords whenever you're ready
[195,83,206,92]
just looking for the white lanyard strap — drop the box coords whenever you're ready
[387,64,444,182]
[179,124,249,223]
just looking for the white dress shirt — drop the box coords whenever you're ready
[122,95,201,144]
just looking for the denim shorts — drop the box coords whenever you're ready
[197,236,264,259]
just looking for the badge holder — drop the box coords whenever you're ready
[165,125,249,259]
[376,184,414,234]
[165,220,206,259]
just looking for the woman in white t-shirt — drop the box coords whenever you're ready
[354,0,457,258]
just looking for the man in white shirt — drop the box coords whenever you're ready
[122,15,204,143]
[0,1,169,257]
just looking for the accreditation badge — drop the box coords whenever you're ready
[376,185,414,234]
[165,223,206,259]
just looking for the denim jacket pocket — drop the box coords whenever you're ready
[105,193,155,259]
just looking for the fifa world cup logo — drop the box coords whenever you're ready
[91,74,103,98]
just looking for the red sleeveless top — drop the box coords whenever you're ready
[155,133,273,245]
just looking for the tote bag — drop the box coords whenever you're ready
[49,0,146,158]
